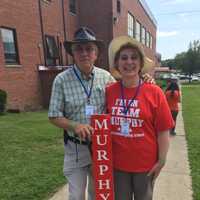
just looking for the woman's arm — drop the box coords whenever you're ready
[148,130,170,181]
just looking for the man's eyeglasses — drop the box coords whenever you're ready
[72,45,96,53]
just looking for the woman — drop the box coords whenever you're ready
[165,82,180,135]
[105,36,174,200]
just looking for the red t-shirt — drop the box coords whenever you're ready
[106,82,174,172]
[165,90,180,111]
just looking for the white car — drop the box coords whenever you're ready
[191,76,200,82]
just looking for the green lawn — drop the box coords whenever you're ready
[1,87,200,200]
[182,84,200,200]
[0,111,65,200]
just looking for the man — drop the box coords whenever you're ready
[48,27,115,200]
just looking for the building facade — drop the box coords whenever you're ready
[0,0,157,111]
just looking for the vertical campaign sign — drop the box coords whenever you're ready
[91,114,114,200]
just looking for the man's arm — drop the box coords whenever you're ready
[49,117,93,140]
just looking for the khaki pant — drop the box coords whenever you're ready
[65,165,95,200]
[114,170,154,200]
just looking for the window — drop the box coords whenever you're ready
[127,12,134,37]
[42,0,51,3]
[146,31,150,47]
[0,27,19,64]
[141,26,146,45]
[69,0,76,14]
[117,0,121,13]
[45,35,59,66]
[135,21,141,42]
[150,35,153,49]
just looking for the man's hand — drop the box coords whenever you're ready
[74,123,94,141]
[49,117,94,141]
[142,73,155,84]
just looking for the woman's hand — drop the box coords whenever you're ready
[147,159,165,182]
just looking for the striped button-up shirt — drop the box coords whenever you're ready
[48,64,115,170]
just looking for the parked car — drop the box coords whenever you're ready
[191,76,200,82]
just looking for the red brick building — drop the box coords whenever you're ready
[0,0,157,111]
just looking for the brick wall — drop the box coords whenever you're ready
[0,0,42,110]
[112,0,157,61]
[0,0,157,111]
[78,0,113,70]
[0,0,78,111]
[77,0,156,68]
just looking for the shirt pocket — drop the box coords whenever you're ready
[92,85,105,112]
[64,93,86,117]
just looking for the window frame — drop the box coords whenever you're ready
[42,0,52,3]
[127,12,135,38]
[146,31,150,47]
[141,26,146,45]
[45,34,59,66]
[135,20,141,42]
[117,0,121,14]
[0,26,20,65]
[150,35,153,49]
[69,0,76,15]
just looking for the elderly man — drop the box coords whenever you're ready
[48,27,115,200]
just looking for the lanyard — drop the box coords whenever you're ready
[73,66,94,104]
[120,79,141,116]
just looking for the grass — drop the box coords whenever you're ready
[156,78,168,90]
[182,83,200,200]
[181,81,200,85]
[1,87,200,200]
[0,111,65,200]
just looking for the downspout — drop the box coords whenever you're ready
[61,0,68,65]
[38,0,47,66]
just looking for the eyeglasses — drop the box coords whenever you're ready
[119,54,140,61]
[72,45,96,53]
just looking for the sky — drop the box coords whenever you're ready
[146,0,200,60]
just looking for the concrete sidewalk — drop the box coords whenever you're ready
[49,105,193,200]
[154,108,193,200]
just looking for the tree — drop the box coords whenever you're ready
[174,52,187,71]
[161,59,175,69]
[185,40,200,76]
[162,40,200,76]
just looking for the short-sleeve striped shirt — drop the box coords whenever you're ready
[48,65,115,170]
[48,64,115,129]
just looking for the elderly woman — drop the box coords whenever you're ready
[106,36,174,200]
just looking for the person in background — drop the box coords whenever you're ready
[106,36,174,200]
[165,82,181,135]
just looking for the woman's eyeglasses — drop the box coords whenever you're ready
[120,54,140,61]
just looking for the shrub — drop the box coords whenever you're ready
[0,89,7,114]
